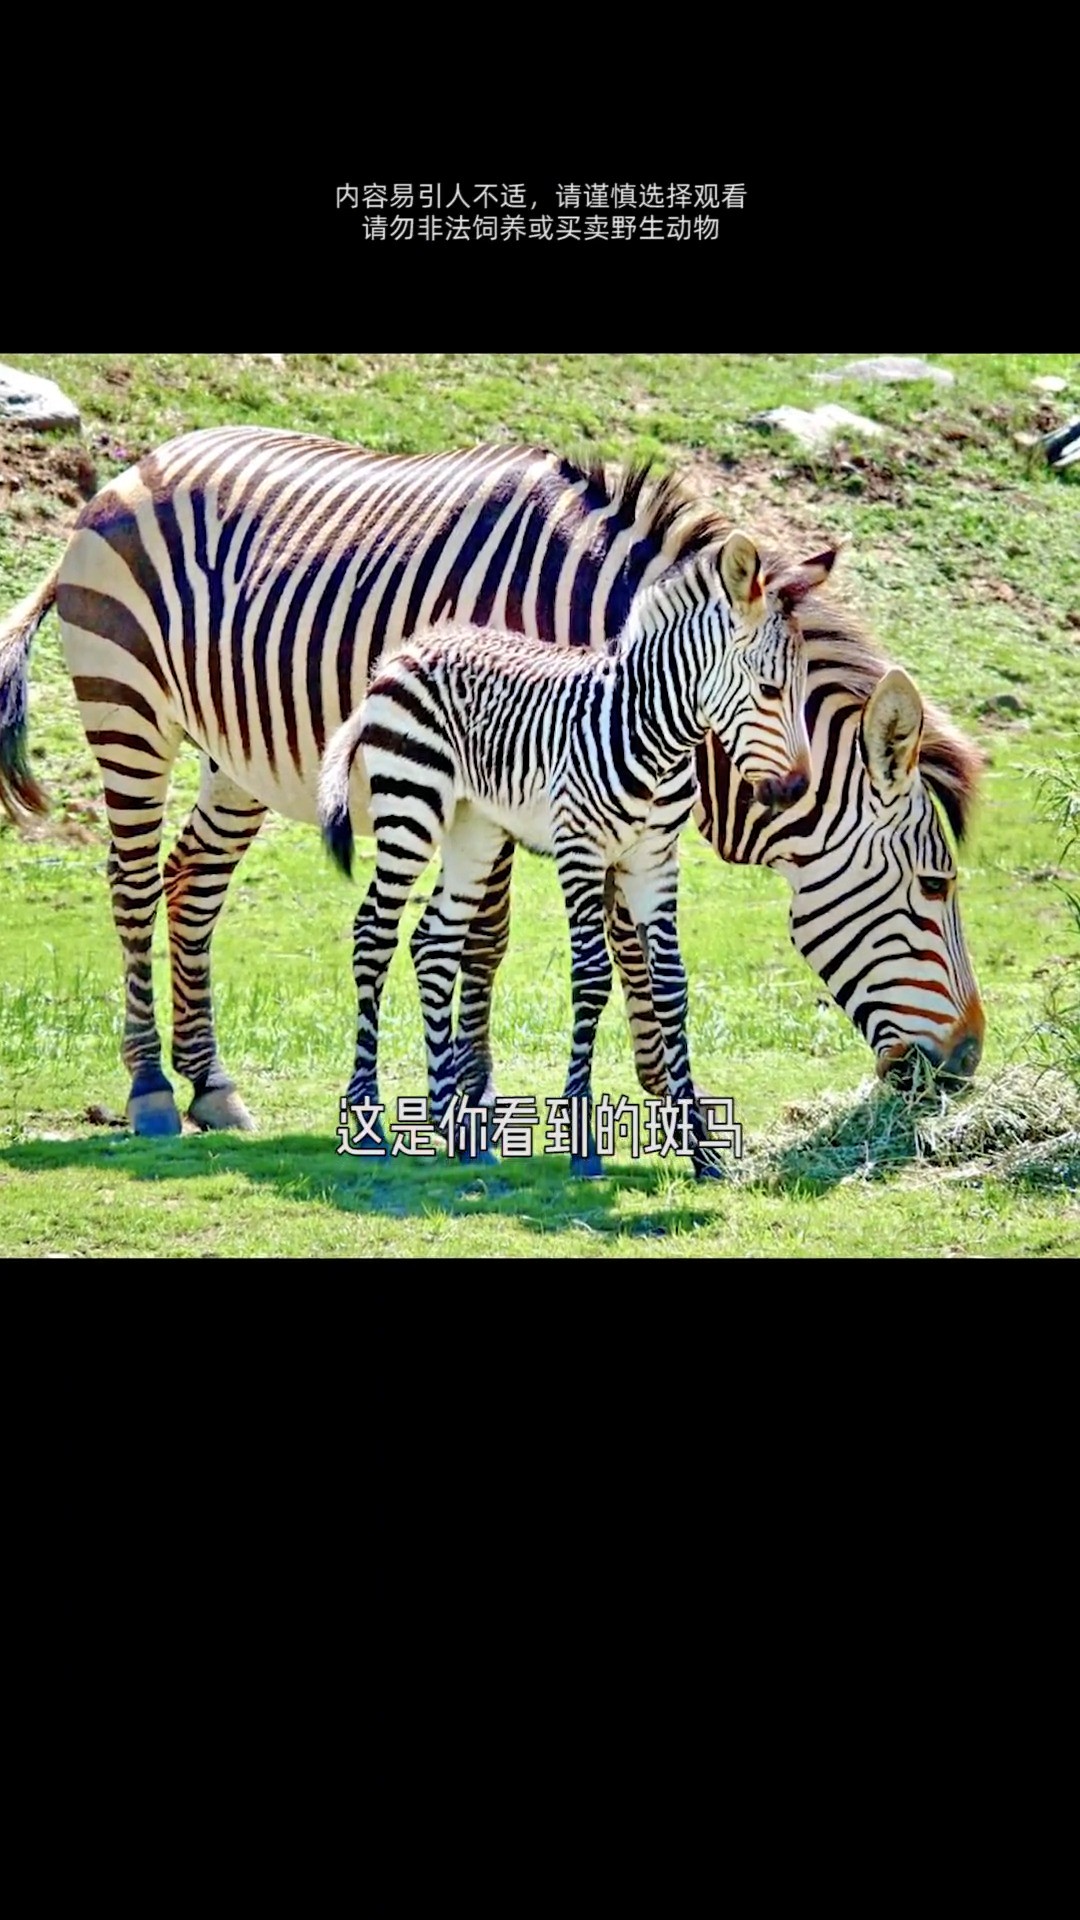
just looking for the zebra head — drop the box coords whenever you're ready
[696,531,839,807]
[780,665,985,1082]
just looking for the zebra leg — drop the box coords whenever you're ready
[605,874,723,1117]
[554,841,612,1179]
[603,870,667,1100]
[410,808,507,1161]
[454,837,515,1107]
[93,745,183,1137]
[163,758,267,1132]
[346,833,435,1153]
[616,848,723,1182]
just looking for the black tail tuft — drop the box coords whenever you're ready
[317,704,368,880]
[322,800,355,879]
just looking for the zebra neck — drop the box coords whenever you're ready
[615,626,705,779]
[695,692,864,871]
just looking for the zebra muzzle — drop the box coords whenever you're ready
[753,767,810,810]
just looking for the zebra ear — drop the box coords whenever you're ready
[861,667,924,800]
[773,542,843,613]
[719,530,764,622]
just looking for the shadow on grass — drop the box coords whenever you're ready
[0,1126,742,1242]
[6,1071,1074,1244]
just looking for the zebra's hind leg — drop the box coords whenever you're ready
[605,877,724,1119]
[616,844,724,1182]
[346,825,438,1155]
[88,721,184,1137]
[453,837,516,1107]
[410,807,508,1162]
[553,836,612,1179]
[163,758,267,1132]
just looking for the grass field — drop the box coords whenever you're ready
[1,351,1077,1258]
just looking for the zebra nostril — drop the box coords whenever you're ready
[941,1034,981,1080]
[755,769,808,810]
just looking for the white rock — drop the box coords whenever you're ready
[1032,374,1067,394]
[752,404,884,454]
[814,356,955,387]
[0,362,81,429]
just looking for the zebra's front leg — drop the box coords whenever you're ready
[453,837,516,1107]
[554,838,613,1179]
[163,759,267,1131]
[410,809,508,1160]
[616,846,723,1182]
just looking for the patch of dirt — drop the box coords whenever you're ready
[1030,401,1067,436]
[0,426,99,537]
[14,815,103,846]
[686,450,834,547]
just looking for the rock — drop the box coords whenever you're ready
[751,404,884,454]
[814,356,955,387]
[1032,375,1067,394]
[0,362,81,430]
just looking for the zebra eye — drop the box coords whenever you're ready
[919,874,951,899]
[759,682,782,700]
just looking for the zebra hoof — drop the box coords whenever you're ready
[127,1090,183,1137]
[571,1153,605,1180]
[188,1087,258,1132]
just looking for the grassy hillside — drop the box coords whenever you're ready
[1,351,1077,1256]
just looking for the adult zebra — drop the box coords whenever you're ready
[451,624,988,1110]
[317,538,833,1178]
[0,428,984,1135]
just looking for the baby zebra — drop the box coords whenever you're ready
[318,530,837,1179]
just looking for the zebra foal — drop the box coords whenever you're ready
[318,533,835,1179]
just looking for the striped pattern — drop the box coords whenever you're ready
[317,539,828,1176]
[454,621,988,1104]
[0,429,984,1136]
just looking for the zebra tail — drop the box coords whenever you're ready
[317,705,370,880]
[0,563,60,824]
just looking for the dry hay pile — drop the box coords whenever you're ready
[740,1064,1080,1190]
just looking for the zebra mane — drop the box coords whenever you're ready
[568,449,731,558]
[528,447,987,840]
[780,565,988,844]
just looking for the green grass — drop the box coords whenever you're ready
[1,352,1077,1258]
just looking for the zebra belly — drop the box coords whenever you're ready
[467,792,558,857]
[463,790,661,866]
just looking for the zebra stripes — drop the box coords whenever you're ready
[317,538,832,1177]
[0,428,985,1137]
[616,659,986,1098]
[452,618,988,1107]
